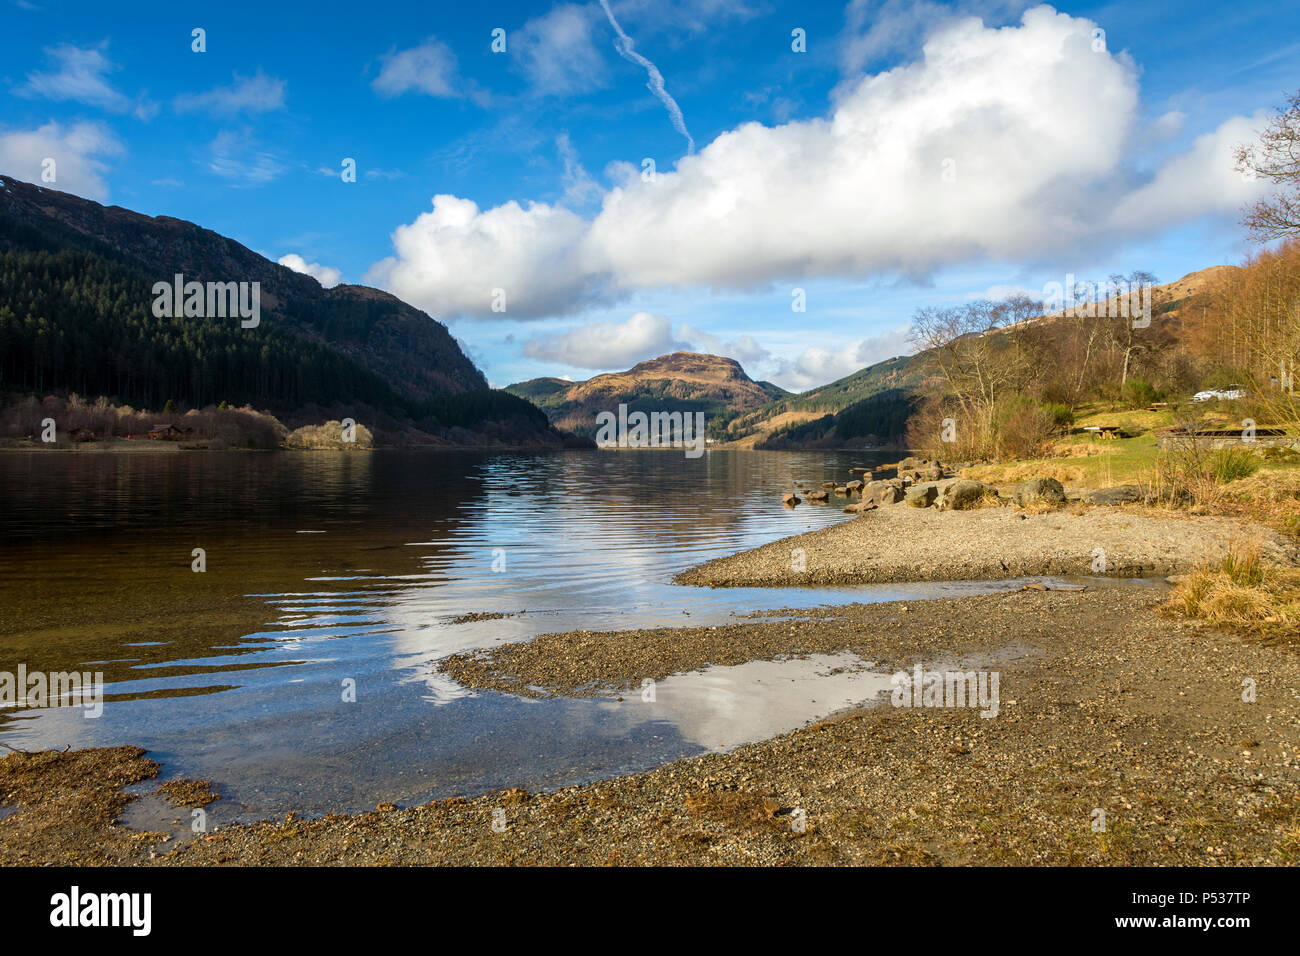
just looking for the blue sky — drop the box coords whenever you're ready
[2,0,1297,390]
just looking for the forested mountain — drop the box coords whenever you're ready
[0,175,572,445]
[723,354,932,448]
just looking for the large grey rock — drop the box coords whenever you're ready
[876,484,904,505]
[1014,477,1067,508]
[905,482,938,508]
[1084,485,1142,506]
[937,479,990,511]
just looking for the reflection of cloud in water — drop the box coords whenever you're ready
[599,652,895,752]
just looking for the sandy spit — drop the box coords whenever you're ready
[674,504,1299,588]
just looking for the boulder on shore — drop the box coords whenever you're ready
[1014,477,1067,509]
[1084,485,1143,506]
[807,489,830,502]
[845,479,864,492]
[876,484,904,505]
[937,479,991,511]
[905,482,939,508]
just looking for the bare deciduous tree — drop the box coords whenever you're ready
[909,295,1044,455]
[1236,90,1300,241]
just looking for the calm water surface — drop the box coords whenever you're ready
[0,449,1051,820]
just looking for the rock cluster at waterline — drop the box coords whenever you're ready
[780,459,1165,518]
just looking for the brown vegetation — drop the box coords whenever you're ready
[0,392,287,448]
[1178,237,1300,434]
[1165,540,1300,643]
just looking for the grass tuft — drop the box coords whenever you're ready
[1164,539,1300,642]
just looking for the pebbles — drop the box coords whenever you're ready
[675,506,1299,587]
[5,586,1300,865]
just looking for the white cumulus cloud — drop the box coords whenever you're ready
[676,322,772,367]
[523,312,689,368]
[367,5,1269,322]
[772,326,914,392]
[0,121,124,200]
[278,254,342,288]
[366,194,597,317]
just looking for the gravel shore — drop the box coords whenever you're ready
[675,505,1299,587]
[4,584,1298,865]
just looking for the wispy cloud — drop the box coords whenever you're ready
[556,133,602,208]
[372,37,487,105]
[838,0,1030,77]
[174,72,286,116]
[206,130,284,185]
[16,42,132,112]
[598,0,694,154]
[515,4,608,96]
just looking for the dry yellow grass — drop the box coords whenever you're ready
[1048,439,1117,458]
[721,409,823,448]
[1073,407,1171,433]
[1164,539,1300,643]
[284,420,374,449]
[1202,467,1300,538]
[961,460,1089,485]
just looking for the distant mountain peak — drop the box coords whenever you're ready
[505,351,788,437]
[624,351,748,378]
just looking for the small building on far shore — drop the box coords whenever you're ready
[148,424,191,441]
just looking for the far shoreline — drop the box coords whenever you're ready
[0,440,918,455]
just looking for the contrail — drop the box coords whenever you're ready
[598,0,695,155]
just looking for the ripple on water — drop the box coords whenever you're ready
[0,450,1083,816]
